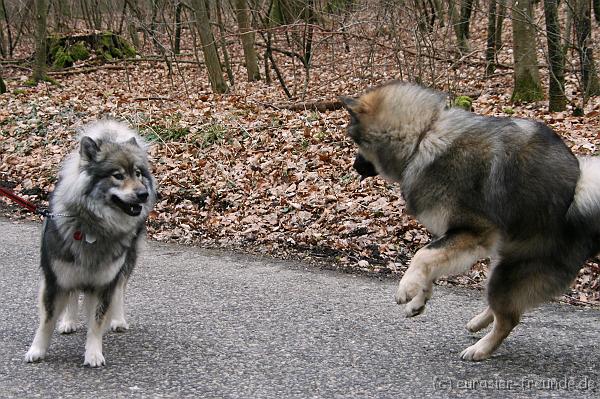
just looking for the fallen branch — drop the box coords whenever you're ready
[48,64,127,76]
[273,100,343,112]
[133,96,174,101]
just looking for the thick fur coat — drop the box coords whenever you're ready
[25,120,156,367]
[342,81,600,361]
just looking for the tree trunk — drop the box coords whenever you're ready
[0,73,6,93]
[32,0,48,83]
[150,0,162,53]
[216,0,235,86]
[447,0,462,41]
[0,13,6,57]
[270,0,306,25]
[54,0,70,32]
[563,0,573,54]
[543,0,567,111]
[174,0,182,55]
[495,0,506,51]
[234,0,260,81]
[511,0,543,102]
[191,0,228,93]
[574,0,600,97]
[457,0,474,53]
[0,0,10,57]
[485,0,497,75]
[593,0,600,24]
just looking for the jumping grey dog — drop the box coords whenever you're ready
[342,81,600,361]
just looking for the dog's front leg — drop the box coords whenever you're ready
[25,281,69,362]
[83,285,115,367]
[110,276,129,332]
[395,229,495,317]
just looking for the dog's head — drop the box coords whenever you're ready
[68,120,156,221]
[341,81,447,181]
[80,136,152,217]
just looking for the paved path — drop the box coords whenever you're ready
[0,218,598,398]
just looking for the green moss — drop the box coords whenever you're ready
[503,107,515,115]
[45,32,134,69]
[47,35,62,60]
[100,32,114,49]
[98,32,135,60]
[118,38,136,57]
[69,41,90,61]
[13,89,26,95]
[453,96,473,111]
[110,47,123,58]
[53,47,73,68]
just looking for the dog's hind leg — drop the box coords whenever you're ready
[110,276,129,332]
[460,309,519,361]
[460,256,575,361]
[83,283,117,367]
[396,228,497,317]
[25,281,69,362]
[466,306,494,332]
[57,291,79,334]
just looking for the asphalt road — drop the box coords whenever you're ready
[0,218,599,398]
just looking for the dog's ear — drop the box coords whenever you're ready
[80,136,101,162]
[126,137,139,147]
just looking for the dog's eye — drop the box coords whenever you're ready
[113,173,125,180]
[135,170,142,178]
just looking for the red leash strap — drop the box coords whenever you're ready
[0,187,39,214]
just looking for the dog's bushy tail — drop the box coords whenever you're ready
[567,157,600,252]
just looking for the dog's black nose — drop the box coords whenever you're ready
[353,153,378,178]
[136,190,149,202]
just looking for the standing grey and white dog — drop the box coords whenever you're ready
[25,120,156,367]
[341,81,600,361]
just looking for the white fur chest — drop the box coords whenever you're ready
[51,253,125,290]
[415,207,449,237]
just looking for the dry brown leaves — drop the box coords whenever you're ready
[1,19,599,307]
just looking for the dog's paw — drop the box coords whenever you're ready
[57,320,78,334]
[460,342,492,362]
[25,347,46,363]
[466,316,491,333]
[110,319,129,333]
[83,351,106,368]
[395,272,432,317]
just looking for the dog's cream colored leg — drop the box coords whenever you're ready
[396,230,496,317]
[83,293,110,367]
[460,311,518,361]
[466,306,494,332]
[25,282,69,362]
[110,277,129,332]
[57,291,79,334]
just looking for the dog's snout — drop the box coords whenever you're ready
[136,190,149,202]
[353,153,378,178]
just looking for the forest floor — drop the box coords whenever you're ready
[1,13,600,306]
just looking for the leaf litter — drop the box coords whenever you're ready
[1,26,599,308]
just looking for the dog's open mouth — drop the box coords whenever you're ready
[111,195,143,216]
